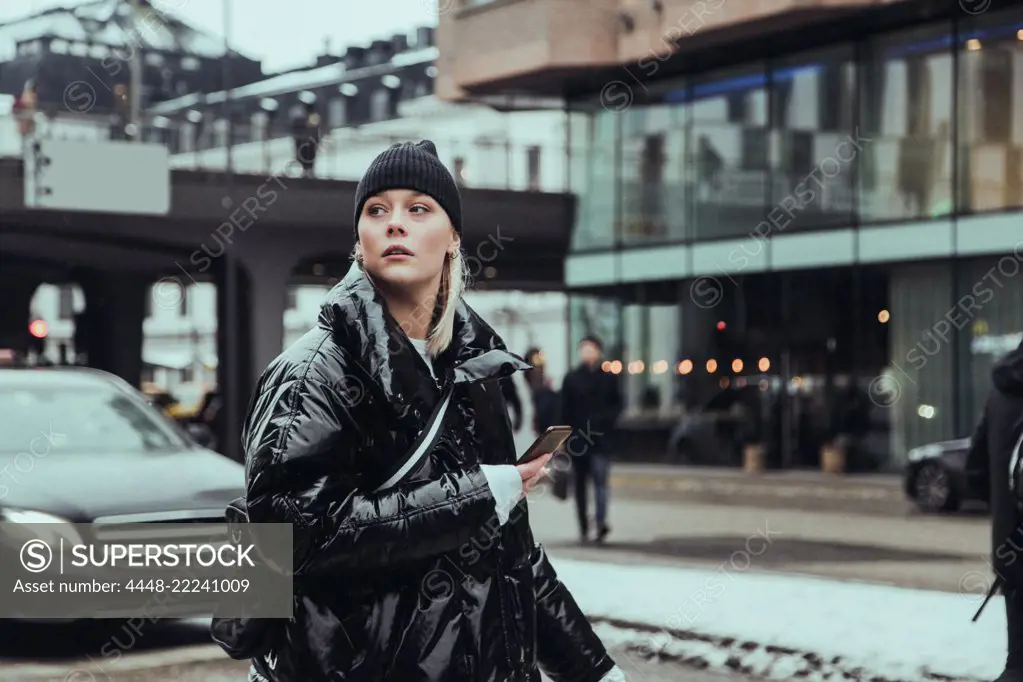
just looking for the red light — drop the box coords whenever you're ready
[716,321,726,331]
[29,320,48,339]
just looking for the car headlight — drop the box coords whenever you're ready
[908,445,944,462]
[0,508,84,548]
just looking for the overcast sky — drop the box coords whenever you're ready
[0,0,441,73]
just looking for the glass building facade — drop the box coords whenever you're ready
[565,8,1023,471]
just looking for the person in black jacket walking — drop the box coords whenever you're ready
[560,335,622,544]
[230,140,626,682]
[967,341,1023,682]
[525,347,560,436]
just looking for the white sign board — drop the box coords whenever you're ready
[24,138,170,215]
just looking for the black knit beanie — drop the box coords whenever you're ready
[353,140,462,238]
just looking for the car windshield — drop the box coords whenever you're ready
[0,383,189,453]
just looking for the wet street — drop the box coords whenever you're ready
[528,472,990,595]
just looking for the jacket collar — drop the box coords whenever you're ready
[317,263,529,407]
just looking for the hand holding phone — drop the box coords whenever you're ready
[518,426,573,465]
[513,426,572,498]
[516,452,552,498]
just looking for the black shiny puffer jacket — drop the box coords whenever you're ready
[242,264,616,682]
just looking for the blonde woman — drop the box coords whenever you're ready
[235,141,627,681]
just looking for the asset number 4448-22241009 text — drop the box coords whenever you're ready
[125,578,250,593]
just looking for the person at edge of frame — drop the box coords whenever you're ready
[967,339,1023,682]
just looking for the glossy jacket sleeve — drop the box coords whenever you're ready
[243,373,498,578]
[965,403,991,503]
[529,540,616,681]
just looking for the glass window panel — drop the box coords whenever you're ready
[619,301,683,416]
[769,48,858,231]
[328,97,346,129]
[179,122,195,153]
[956,256,1023,436]
[689,64,770,240]
[214,119,229,147]
[526,146,541,191]
[957,7,1023,213]
[621,99,689,245]
[622,303,647,414]
[371,89,390,121]
[569,294,621,358]
[886,262,955,465]
[859,23,954,221]
[568,108,618,251]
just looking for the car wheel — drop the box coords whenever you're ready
[913,462,959,512]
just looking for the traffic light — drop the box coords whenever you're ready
[28,319,47,356]
[711,320,732,356]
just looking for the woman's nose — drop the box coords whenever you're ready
[387,221,408,236]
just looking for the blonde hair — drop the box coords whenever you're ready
[352,244,467,358]
[427,248,466,357]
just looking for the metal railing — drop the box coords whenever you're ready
[1,110,575,193]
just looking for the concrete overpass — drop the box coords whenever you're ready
[0,151,574,459]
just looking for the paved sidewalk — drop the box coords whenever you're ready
[601,463,912,516]
[610,462,902,485]
[527,487,988,594]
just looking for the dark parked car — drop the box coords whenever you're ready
[903,437,985,513]
[0,366,245,620]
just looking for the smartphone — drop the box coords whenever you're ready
[518,426,574,465]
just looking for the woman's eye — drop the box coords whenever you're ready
[367,205,386,216]
[409,204,429,214]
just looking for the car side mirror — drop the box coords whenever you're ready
[186,422,216,449]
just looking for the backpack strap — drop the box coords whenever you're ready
[224,382,455,528]
[375,383,453,491]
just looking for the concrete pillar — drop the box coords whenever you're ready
[215,243,298,461]
[76,270,148,387]
[244,254,293,385]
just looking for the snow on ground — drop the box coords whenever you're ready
[548,556,1006,681]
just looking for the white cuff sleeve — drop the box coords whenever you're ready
[480,464,523,526]
[600,665,628,682]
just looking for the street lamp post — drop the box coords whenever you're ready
[221,0,241,462]
[129,0,143,139]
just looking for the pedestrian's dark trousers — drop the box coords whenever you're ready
[573,450,609,533]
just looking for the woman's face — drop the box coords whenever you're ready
[357,189,458,296]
